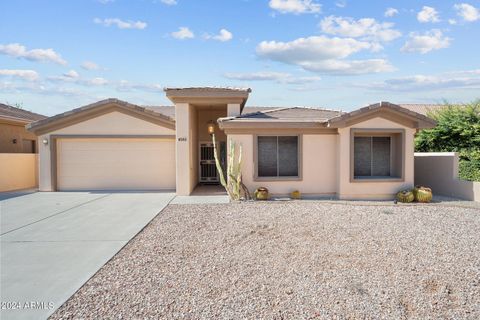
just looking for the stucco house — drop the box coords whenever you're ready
[0,103,46,154]
[27,87,436,199]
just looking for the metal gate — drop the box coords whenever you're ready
[199,142,219,183]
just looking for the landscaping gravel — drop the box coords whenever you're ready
[51,201,480,319]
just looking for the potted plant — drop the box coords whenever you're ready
[290,190,301,199]
[413,186,433,203]
[396,190,414,203]
[254,187,269,200]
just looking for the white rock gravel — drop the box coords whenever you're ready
[51,201,480,319]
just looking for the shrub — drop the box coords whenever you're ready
[415,101,480,182]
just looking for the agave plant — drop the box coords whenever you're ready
[212,134,251,201]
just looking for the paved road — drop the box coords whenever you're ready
[0,191,175,320]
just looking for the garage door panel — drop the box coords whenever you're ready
[57,139,175,191]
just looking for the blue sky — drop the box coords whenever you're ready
[1,0,479,115]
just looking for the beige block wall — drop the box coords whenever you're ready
[415,152,480,201]
[0,154,38,192]
[337,117,416,199]
[229,134,338,196]
[38,111,176,191]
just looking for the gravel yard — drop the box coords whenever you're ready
[52,201,480,319]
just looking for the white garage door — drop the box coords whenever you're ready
[56,138,176,191]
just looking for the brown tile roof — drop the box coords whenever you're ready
[220,102,436,129]
[0,103,46,122]
[145,106,283,120]
[399,104,446,116]
[27,98,175,133]
[230,106,344,122]
[328,102,437,128]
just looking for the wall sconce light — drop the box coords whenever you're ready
[207,121,215,135]
[42,138,49,145]
[12,139,17,144]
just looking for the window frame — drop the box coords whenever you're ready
[254,134,302,181]
[350,128,405,183]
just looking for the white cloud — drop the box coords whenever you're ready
[94,18,147,30]
[47,72,107,86]
[257,36,375,61]
[361,69,480,91]
[298,59,394,74]
[401,29,451,54]
[454,3,480,22]
[335,0,346,8]
[319,16,401,42]
[63,70,79,79]
[88,77,108,86]
[224,71,290,81]
[384,8,399,17]
[203,29,233,42]
[0,43,67,65]
[224,71,321,84]
[171,27,194,39]
[269,0,321,14]
[256,35,394,75]
[282,76,322,84]
[117,80,163,92]
[81,61,101,70]
[449,19,458,25]
[417,6,440,23]
[160,0,177,5]
[0,69,39,81]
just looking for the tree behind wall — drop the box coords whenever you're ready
[415,101,480,181]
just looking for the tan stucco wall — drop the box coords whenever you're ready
[175,103,199,195]
[0,120,38,153]
[0,154,38,192]
[38,111,175,191]
[337,117,416,199]
[415,152,480,201]
[189,106,198,192]
[229,133,338,196]
[197,109,227,142]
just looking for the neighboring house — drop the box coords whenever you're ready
[27,88,436,199]
[0,103,46,153]
[400,104,449,117]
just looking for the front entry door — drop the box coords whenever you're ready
[199,141,225,183]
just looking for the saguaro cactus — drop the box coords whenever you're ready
[212,134,250,201]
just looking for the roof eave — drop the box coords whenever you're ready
[327,102,438,129]
[27,99,175,135]
[218,120,329,130]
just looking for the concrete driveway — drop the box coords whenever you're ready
[0,191,175,320]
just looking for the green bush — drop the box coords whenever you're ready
[458,150,480,181]
[415,101,480,181]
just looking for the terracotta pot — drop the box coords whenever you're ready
[414,186,432,203]
[254,187,269,200]
[290,190,301,200]
[396,190,414,203]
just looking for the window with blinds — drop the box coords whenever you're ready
[354,136,391,177]
[257,136,299,178]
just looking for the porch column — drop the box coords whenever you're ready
[227,103,241,117]
[175,103,193,195]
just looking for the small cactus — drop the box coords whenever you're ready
[396,190,414,203]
